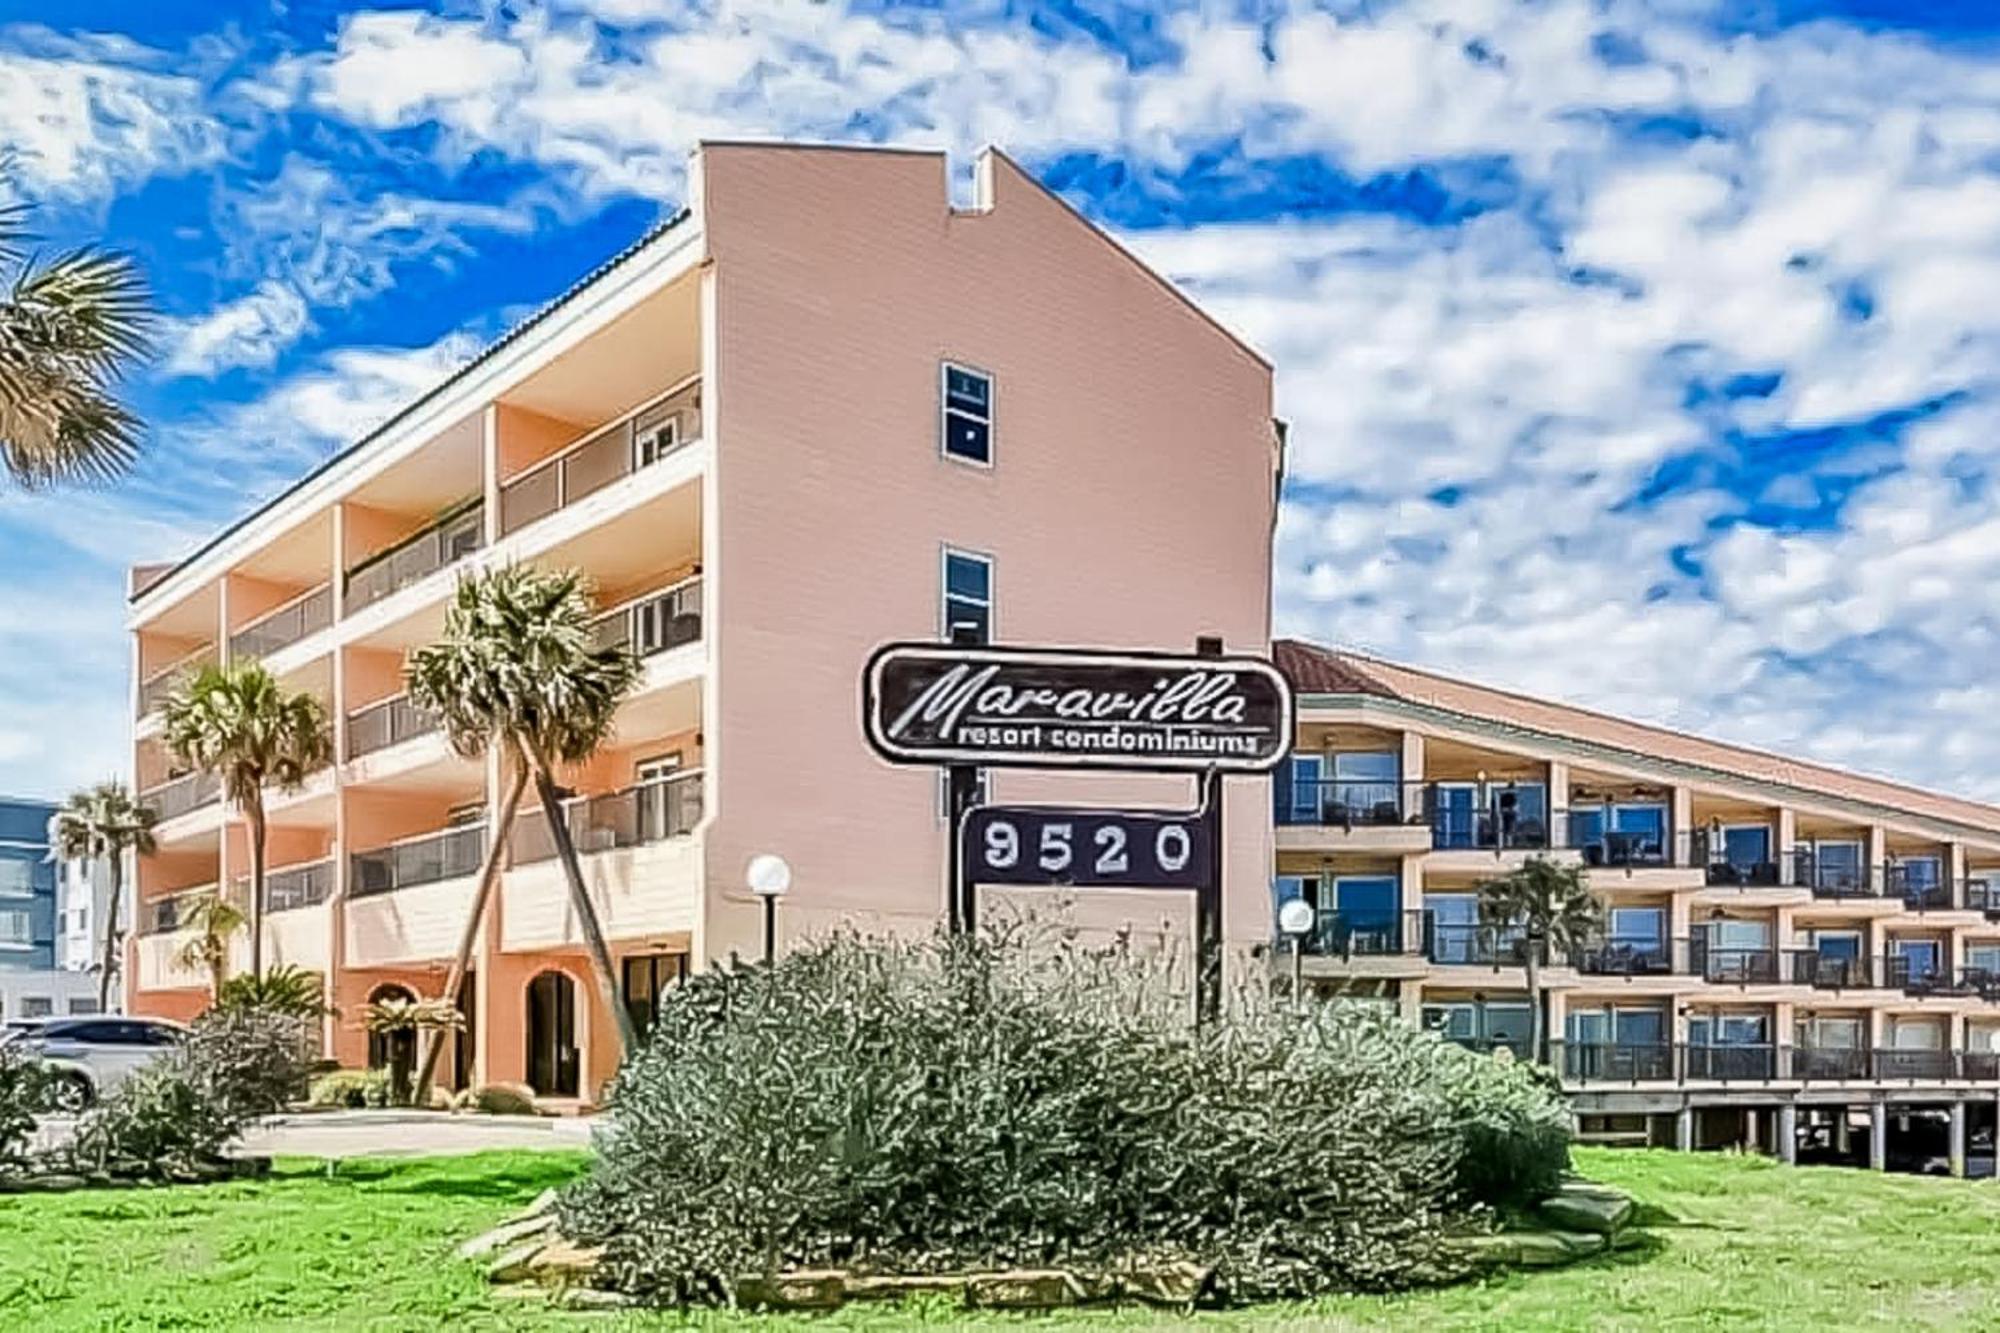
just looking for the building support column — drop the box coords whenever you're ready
[1676,1106,1694,1152]
[1952,1101,1968,1179]
[1870,1103,1888,1171]
[1744,1107,1760,1153]
[1779,1103,1798,1165]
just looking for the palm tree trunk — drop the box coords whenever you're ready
[247,795,267,981]
[530,760,639,1059]
[412,763,529,1107]
[96,850,122,1011]
[1525,950,1543,1065]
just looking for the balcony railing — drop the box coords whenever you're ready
[1428,791,1560,852]
[342,500,484,613]
[591,578,703,660]
[1427,922,1542,967]
[142,771,222,822]
[509,770,703,867]
[143,884,223,935]
[498,380,701,537]
[1786,949,1879,989]
[1788,850,1886,900]
[345,694,441,760]
[1440,1033,1535,1060]
[1559,1042,2000,1085]
[1572,936,1679,977]
[136,648,213,718]
[1969,878,2000,915]
[235,859,334,914]
[1275,779,1428,829]
[349,824,487,899]
[1290,909,1425,959]
[229,585,333,661]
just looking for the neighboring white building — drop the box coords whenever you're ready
[56,856,116,984]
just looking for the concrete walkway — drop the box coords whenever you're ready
[35,1109,596,1160]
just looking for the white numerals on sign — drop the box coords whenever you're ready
[984,820,1019,869]
[1094,824,1129,874]
[1155,824,1192,873]
[1039,823,1074,872]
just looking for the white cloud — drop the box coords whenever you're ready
[0,28,223,201]
[161,281,312,378]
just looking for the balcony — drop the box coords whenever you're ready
[1428,922,1544,968]
[499,380,701,537]
[1572,936,1678,978]
[1968,878,2000,917]
[345,694,441,761]
[1428,790,1558,852]
[237,859,334,914]
[509,771,703,866]
[136,648,213,719]
[229,585,332,661]
[343,501,484,614]
[1275,779,1427,829]
[1789,851,1886,901]
[1562,1042,1676,1083]
[143,883,223,935]
[1786,949,1879,989]
[1558,1043,2000,1085]
[349,824,486,898]
[591,578,703,660]
[1293,909,1424,959]
[142,771,222,823]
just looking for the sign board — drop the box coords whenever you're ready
[863,643,1293,773]
[964,805,1212,889]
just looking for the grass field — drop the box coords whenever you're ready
[4,1147,2000,1330]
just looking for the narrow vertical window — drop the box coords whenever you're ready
[941,548,993,644]
[941,363,993,466]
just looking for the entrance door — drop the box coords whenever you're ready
[1433,783,1479,849]
[526,971,580,1097]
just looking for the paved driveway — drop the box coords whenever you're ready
[34,1110,596,1160]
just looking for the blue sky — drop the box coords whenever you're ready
[5,0,2000,802]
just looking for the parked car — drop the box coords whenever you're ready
[19,1018,187,1112]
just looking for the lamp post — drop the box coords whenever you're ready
[747,853,791,966]
[1278,897,1315,1010]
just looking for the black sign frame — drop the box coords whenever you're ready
[862,641,1294,774]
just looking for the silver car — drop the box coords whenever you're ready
[17,1017,186,1111]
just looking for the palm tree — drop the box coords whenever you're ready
[160,661,331,981]
[47,781,156,1009]
[173,891,245,1001]
[1476,856,1604,1065]
[405,564,640,1100]
[0,184,153,487]
[363,995,465,1106]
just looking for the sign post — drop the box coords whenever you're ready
[863,640,1293,1022]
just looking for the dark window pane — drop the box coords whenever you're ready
[944,412,990,463]
[945,367,990,415]
[945,554,990,600]
[945,599,990,644]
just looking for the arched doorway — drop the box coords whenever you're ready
[366,984,417,1073]
[526,971,580,1097]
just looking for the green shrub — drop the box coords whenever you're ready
[454,1083,539,1116]
[67,1003,316,1178]
[1434,1046,1572,1211]
[0,1046,45,1169]
[558,930,1569,1306]
[307,1069,390,1110]
[215,964,329,1019]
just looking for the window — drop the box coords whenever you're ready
[1275,755,1324,824]
[1720,825,1771,870]
[67,999,98,1016]
[1331,753,1401,822]
[633,399,685,467]
[0,860,31,897]
[20,998,51,1019]
[1808,839,1864,890]
[941,548,993,643]
[1969,943,2000,974]
[940,363,993,466]
[622,952,688,1040]
[0,910,29,946]
[1607,906,1665,949]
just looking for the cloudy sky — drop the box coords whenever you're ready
[4,0,2000,802]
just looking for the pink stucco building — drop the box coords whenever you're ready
[125,143,1281,1101]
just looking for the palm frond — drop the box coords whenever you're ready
[160,662,331,804]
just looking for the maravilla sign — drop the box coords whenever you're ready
[862,643,1293,773]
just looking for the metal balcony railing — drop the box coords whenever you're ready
[343,501,484,613]
[498,380,702,537]
[143,884,223,935]
[142,771,222,822]
[136,648,213,718]
[590,577,703,660]
[345,694,441,760]
[1427,921,1543,967]
[1571,936,1680,977]
[1786,949,1879,989]
[509,770,703,866]
[1274,779,1429,829]
[1287,908,1426,959]
[1427,789,1561,852]
[1562,1042,1676,1083]
[349,824,487,899]
[229,585,333,661]
[235,859,334,914]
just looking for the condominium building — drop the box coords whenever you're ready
[1271,640,2000,1175]
[0,798,103,1019]
[125,143,1279,1101]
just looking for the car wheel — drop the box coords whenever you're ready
[48,1073,92,1114]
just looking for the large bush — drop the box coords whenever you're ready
[0,1046,45,1170]
[559,930,1568,1305]
[67,1004,315,1178]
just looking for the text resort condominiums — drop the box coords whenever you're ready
[1272,640,2000,1176]
[125,144,1280,1101]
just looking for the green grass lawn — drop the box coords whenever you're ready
[5,1147,2000,1330]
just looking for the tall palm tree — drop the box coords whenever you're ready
[1476,856,1603,1066]
[160,661,331,981]
[0,185,153,487]
[173,890,245,1001]
[405,564,640,1099]
[47,781,157,1009]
